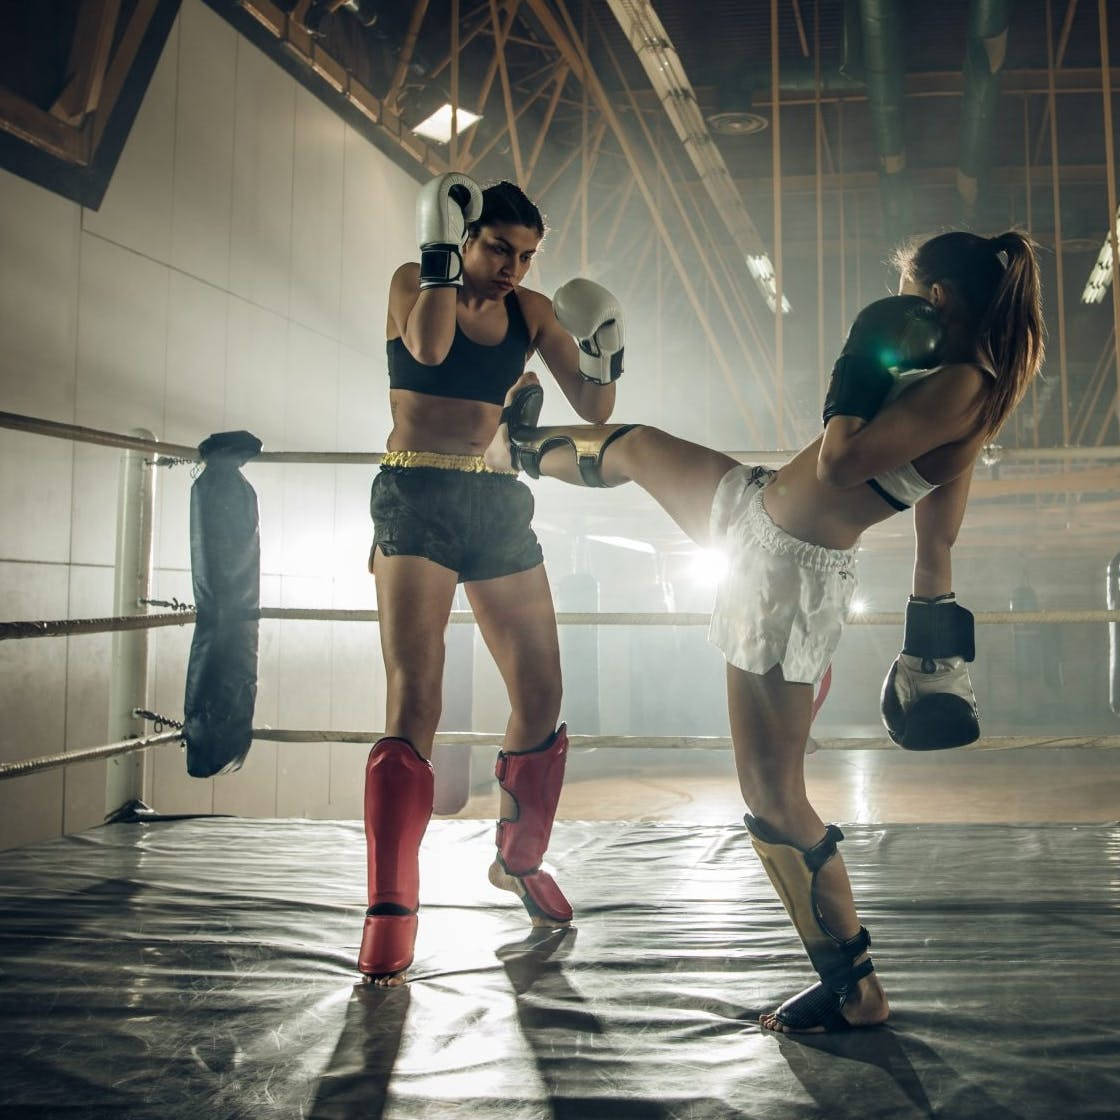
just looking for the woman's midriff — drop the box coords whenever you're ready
[761,437,899,551]
[387,389,502,454]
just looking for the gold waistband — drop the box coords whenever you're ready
[381,449,516,475]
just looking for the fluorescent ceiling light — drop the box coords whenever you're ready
[747,255,792,315]
[586,534,656,554]
[1081,207,1120,304]
[412,104,481,144]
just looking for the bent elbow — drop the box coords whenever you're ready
[410,343,451,367]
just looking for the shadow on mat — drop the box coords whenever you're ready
[773,1024,1025,1120]
[498,926,693,1120]
[306,983,412,1120]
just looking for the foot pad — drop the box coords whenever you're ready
[358,911,418,978]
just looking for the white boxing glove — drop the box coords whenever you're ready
[881,595,980,751]
[415,173,483,290]
[553,278,625,384]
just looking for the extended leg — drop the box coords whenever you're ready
[486,375,737,546]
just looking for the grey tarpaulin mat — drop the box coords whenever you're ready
[1,818,1117,1119]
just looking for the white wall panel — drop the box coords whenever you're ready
[169,0,236,287]
[82,18,178,261]
[62,564,115,834]
[0,168,81,418]
[0,431,74,564]
[71,235,169,566]
[337,343,386,451]
[339,124,416,358]
[275,576,334,816]
[333,464,373,584]
[229,35,295,318]
[0,562,69,848]
[0,169,81,562]
[289,88,344,340]
[224,294,287,445]
[75,235,169,431]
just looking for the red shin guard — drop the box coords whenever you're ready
[494,725,573,922]
[358,738,434,976]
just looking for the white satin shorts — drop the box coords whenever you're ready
[707,465,857,685]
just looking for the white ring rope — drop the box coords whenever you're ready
[6,408,1120,466]
[0,731,184,779]
[3,728,1119,781]
[3,606,1119,640]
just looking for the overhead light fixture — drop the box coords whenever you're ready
[1081,207,1120,304]
[411,104,481,144]
[747,255,791,315]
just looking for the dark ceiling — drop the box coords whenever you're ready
[3,0,1119,469]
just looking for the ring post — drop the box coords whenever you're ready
[1109,552,1120,716]
[106,431,157,815]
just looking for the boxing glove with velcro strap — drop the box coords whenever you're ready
[823,295,944,425]
[553,278,625,384]
[881,594,981,751]
[415,173,484,290]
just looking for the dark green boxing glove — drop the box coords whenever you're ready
[822,295,944,425]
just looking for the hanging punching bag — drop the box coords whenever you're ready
[183,430,262,777]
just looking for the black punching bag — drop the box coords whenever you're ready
[183,431,262,777]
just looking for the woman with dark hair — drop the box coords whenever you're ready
[485,229,1045,1031]
[360,174,624,986]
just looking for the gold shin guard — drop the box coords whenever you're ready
[501,382,636,486]
[744,813,871,990]
[513,424,637,486]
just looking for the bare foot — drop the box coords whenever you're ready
[483,370,540,473]
[759,966,890,1033]
[488,858,570,929]
[363,969,408,989]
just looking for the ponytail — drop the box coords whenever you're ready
[895,229,1045,436]
[975,231,1045,435]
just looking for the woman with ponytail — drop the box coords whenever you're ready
[483,228,1045,1033]
[882,231,1046,754]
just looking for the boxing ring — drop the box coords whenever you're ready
[2,409,1119,1118]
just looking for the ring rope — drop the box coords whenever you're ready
[0,730,183,780]
[7,408,1120,467]
[0,612,197,640]
[4,727,1119,781]
[4,607,1119,641]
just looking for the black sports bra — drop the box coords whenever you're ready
[387,291,531,406]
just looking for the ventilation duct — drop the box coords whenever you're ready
[958,0,1011,218]
[857,0,910,240]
